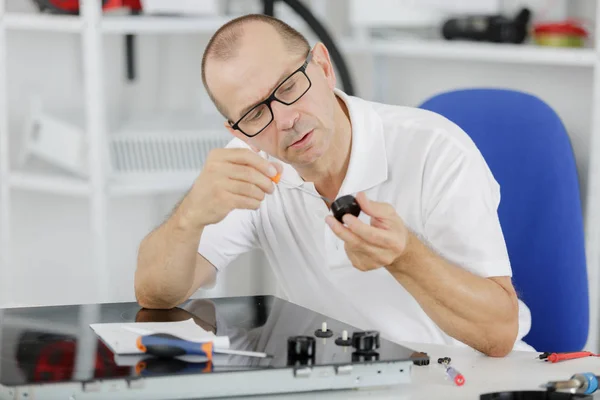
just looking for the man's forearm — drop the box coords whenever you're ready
[387,233,519,356]
[135,197,205,308]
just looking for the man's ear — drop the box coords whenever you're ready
[223,121,260,153]
[311,42,336,90]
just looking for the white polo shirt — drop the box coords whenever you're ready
[198,89,534,352]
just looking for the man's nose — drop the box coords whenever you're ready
[271,101,299,131]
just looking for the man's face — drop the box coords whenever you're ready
[205,24,338,167]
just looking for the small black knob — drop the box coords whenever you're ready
[287,336,316,364]
[352,331,380,352]
[331,195,361,223]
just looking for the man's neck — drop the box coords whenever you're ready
[296,96,352,201]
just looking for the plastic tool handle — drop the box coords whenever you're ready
[446,366,465,386]
[135,359,213,376]
[547,351,595,363]
[137,333,213,360]
[575,372,599,395]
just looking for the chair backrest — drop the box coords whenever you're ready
[419,88,588,352]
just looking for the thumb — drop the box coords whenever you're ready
[355,192,391,219]
[272,161,284,175]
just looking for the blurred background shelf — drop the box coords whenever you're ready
[100,15,236,34]
[342,38,598,67]
[8,170,196,197]
[108,173,197,196]
[9,171,90,196]
[4,13,83,32]
[4,13,236,34]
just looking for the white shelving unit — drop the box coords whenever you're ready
[341,38,597,67]
[0,0,237,307]
[0,0,599,351]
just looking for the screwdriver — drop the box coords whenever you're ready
[272,172,362,223]
[136,333,270,360]
[135,358,213,376]
[272,172,333,204]
[538,351,599,363]
[541,373,599,395]
[438,357,465,386]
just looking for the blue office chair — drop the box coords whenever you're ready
[419,88,589,352]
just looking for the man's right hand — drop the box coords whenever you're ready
[180,148,282,228]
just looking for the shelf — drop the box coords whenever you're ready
[4,13,83,33]
[101,15,235,34]
[9,171,90,196]
[341,38,598,67]
[3,13,235,35]
[8,170,197,197]
[109,174,197,196]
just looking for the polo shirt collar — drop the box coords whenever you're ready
[272,89,388,196]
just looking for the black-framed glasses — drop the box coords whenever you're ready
[229,52,313,137]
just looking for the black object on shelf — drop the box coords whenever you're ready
[442,7,532,44]
[263,0,355,96]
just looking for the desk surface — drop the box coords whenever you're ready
[265,341,599,400]
[1,296,597,400]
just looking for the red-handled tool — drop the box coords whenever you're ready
[438,357,465,386]
[539,351,599,363]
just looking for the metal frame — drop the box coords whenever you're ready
[0,359,414,400]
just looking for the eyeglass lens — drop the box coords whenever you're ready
[238,70,310,135]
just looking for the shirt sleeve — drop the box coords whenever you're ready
[197,138,260,271]
[197,208,259,271]
[421,130,512,278]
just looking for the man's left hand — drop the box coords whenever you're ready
[325,192,409,271]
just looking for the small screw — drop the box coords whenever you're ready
[335,329,352,346]
[315,322,333,338]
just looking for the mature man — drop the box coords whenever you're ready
[135,14,534,357]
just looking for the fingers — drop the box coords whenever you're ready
[226,164,275,194]
[341,214,396,248]
[227,179,267,202]
[326,215,391,269]
[221,148,280,180]
[325,215,363,247]
[229,193,262,211]
[355,192,394,219]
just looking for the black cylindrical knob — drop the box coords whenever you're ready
[352,331,380,352]
[287,336,316,360]
[331,195,361,223]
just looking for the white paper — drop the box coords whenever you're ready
[89,318,230,355]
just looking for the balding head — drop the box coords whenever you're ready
[201,14,310,118]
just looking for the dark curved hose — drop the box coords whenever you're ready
[263,0,355,96]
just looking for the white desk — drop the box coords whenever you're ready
[264,342,599,400]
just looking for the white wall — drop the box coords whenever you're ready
[2,1,597,353]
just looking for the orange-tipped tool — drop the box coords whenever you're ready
[272,172,282,184]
